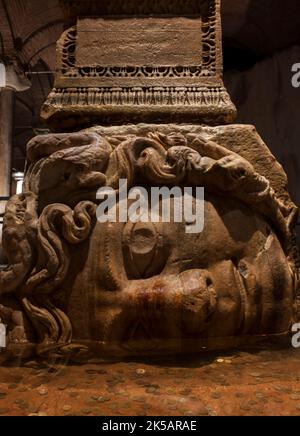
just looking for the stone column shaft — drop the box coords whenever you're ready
[0,88,13,220]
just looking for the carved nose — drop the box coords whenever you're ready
[179,269,217,334]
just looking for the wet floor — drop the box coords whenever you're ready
[1,343,300,416]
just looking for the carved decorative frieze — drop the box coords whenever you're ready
[42,0,236,127]
[1,1,298,360]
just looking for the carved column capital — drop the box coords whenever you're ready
[0,61,31,92]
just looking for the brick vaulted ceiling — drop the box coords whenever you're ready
[0,0,300,170]
[0,0,65,171]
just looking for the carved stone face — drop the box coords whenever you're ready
[0,125,297,358]
[66,192,294,354]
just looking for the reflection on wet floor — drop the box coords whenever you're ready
[0,342,300,416]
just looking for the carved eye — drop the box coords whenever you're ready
[122,220,169,279]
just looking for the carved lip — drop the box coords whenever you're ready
[122,319,158,352]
